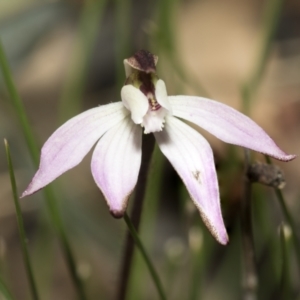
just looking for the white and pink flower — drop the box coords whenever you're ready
[22,50,295,245]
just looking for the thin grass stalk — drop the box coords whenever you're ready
[279,224,291,300]
[247,0,284,95]
[0,277,15,300]
[239,1,285,296]
[124,213,167,300]
[0,41,87,300]
[275,188,300,272]
[116,134,156,300]
[127,146,165,298]
[264,156,300,275]
[242,0,284,112]
[115,0,131,90]
[188,234,204,300]
[141,146,165,241]
[59,0,108,122]
[4,140,40,300]
[155,0,208,97]
[0,41,39,164]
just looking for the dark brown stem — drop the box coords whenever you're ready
[241,149,257,300]
[116,133,156,300]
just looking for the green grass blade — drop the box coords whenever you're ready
[4,139,40,300]
[0,40,87,300]
[0,277,15,300]
[279,224,291,299]
[265,156,300,275]
[242,0,284,113]
[0,41,39,165]
[58,0,108,122]
[124,213,167,300]
[127,146,166,299]
[155,0,208,97]
[115,0,131,90]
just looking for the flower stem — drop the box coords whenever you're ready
[116,133,156,300]
[0,41,87,300]
[265,156,300,275]
[123,213,166,300]
[127,145,166,297]
[4,140,40,300]
[241,149,257,300]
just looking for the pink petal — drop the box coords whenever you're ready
[91,117,142,218]
[169,96,296,161]
[22,103,128,197]
[154,116,228,245]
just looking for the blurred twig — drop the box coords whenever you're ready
[4,139,40,300]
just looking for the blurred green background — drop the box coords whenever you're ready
[0,0,300,299]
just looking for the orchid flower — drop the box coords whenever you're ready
[21,50,295,245]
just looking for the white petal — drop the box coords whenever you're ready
[91,117,142,217]
[22,102,128,197]
[142,108,168,134]
[123,59,133,78]
[121,85,149,124]
[154,116,228,245]
[155,79,172,112]
[169,96,295,161]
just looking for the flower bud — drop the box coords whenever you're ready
[247,162,285,189]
